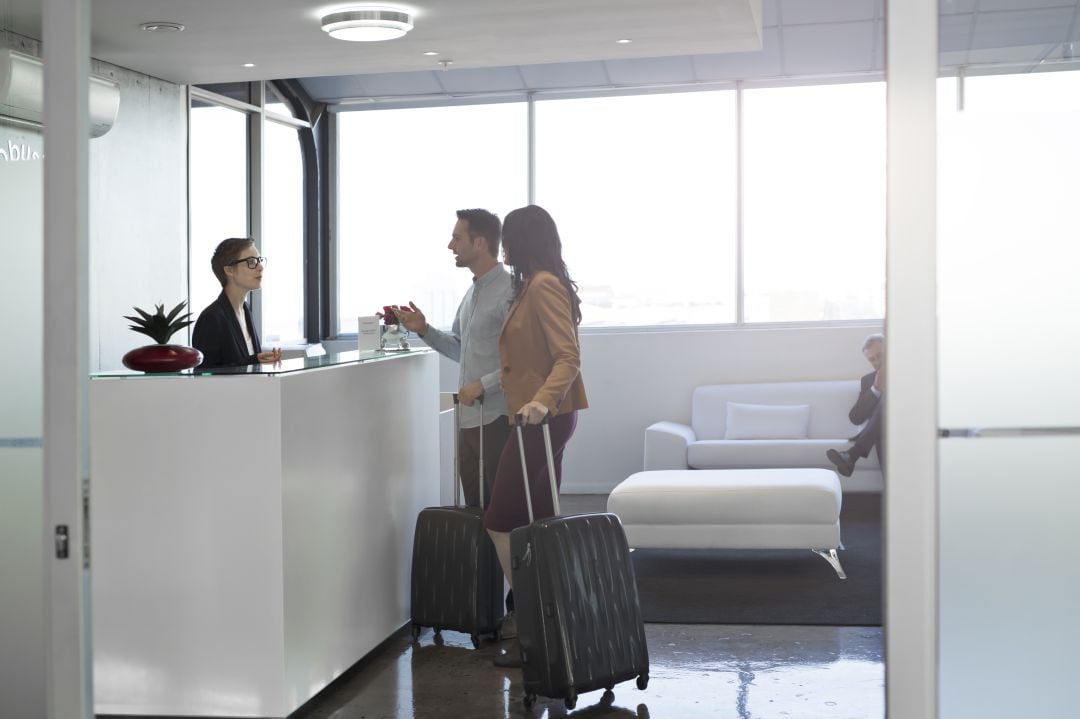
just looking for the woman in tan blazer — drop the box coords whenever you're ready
[484,205,587,667]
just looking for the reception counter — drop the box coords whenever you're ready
[89,349,440,717]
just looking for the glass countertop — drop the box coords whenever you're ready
[91,348,431,379]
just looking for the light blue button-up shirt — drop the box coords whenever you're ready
[420,264,513,428]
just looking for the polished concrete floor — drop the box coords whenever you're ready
[295,497,884,719]
[295,623,884,719]
[100,495,885,718]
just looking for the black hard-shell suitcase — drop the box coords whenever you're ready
[410,396,503,648]
[509,416,649,710]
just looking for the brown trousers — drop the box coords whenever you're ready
[457,417,511,509]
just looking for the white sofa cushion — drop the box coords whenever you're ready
[688,438,879,470]
[692,381,860,440]
[724,402,810,440]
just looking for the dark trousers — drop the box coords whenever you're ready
[458,417,511,509]
[483,411,578,533]
[851,397,884,465]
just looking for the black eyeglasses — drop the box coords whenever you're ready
[226,256,266,269]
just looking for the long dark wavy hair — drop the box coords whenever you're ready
[502,205,582,326]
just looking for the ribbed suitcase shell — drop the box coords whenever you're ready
[511,511,649,706]
[410,506,503,645]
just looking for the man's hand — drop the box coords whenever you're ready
[392,302,428,336]
[257,347,282,364]
[458,381,484,406]
[519,401,550,425]
[873,366,885,392]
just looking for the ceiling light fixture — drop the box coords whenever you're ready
[423,51,439,56]
[321,6,414,42]
[140,21,185,32]
[242,63,256,68]
[615,38,633,44]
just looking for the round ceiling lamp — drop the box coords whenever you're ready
[321,6,414,42]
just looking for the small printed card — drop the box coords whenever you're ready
[358,315,380,351]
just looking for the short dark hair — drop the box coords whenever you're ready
[456,209,501,259]
[211,237,256,287]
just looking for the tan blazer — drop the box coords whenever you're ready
[498,271,588,417]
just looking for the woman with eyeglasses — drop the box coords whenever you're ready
[192,237,282,368]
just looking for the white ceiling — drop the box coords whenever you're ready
[2,0,1079,105]
[0,0,763,84]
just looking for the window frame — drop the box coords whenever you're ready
[187,82,315,343]
[328,76,888,336]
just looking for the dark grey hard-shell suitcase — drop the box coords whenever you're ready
[410,396,503,648]
[509,416,649,710]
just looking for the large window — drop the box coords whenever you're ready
[535,91,738,326]
[261,119,305,344]
[189,83,312,346]
[334,81,886,332]
[742,82,886,322]
[189,102,248,317]
[336,103,527,332]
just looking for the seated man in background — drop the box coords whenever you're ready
[827,333,884,478]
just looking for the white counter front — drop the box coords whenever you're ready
[89,350,440,717]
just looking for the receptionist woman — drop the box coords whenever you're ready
[192,237,282,368]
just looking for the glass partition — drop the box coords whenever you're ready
[90,347,431,379]
[0,122,45,715]
[936,18,1080,717]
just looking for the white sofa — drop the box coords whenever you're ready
[644,380,883,492]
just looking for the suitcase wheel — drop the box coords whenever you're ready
[523,693,536,709]
[564,690,577,710]
[433,630,444,646]
[601,690,615,707]
[470,633,480,649]
[636,673,649,690]
[410,624,421,641]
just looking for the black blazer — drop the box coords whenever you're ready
[191,292,262,368]
[849,370,881,425]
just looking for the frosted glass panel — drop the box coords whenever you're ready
[938,71,1080,428]
[0,127,45,716]
[939,436,1080,718]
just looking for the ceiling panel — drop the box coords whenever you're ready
[939,13,975,54]
[518,61,612,89]
[940,0,979,14]
[603,55,698,86]
[437,66,526,93]
[780,0,880,25]
[782,21,876,76]
[692,28,785,80]
[972,7,1076,49]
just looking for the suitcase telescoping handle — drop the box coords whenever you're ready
[452,394,485,509]
[514,413,561,524]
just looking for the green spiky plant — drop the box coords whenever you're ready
[124,301,194,345]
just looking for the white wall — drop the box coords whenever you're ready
[88,59,188,371]
[349,324,885,494]
[563,325,883,492]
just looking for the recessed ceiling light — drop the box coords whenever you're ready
[616,38,632,44]
[423,51,439,56]
[140,21,185,32]
[321,6,414,42]
[242,63,256,68]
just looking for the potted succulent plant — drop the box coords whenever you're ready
[121,300,203,372]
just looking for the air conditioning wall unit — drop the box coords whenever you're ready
[0,48,120,138]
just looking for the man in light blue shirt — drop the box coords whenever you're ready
[391,209,513,508]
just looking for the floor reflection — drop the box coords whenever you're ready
[293,623,883,719]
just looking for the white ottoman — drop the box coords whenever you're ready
[607,468,846,578]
